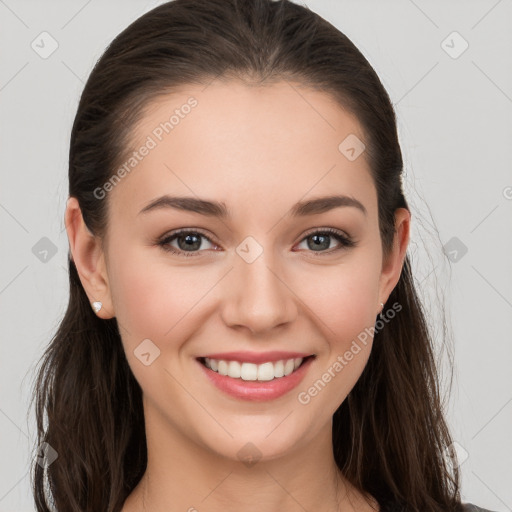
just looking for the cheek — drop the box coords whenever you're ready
[295,256,381,345]
[295,265,379,414]
[108,248,219,354]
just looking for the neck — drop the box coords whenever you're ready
[122,406,379,512]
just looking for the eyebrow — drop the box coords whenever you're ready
[138,194,367,218]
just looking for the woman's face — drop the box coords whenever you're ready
[98,80,409,462]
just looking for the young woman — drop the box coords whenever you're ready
[29,1,496,511]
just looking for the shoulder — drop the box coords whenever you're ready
[462,503,498,512]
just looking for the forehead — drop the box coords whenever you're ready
[108,80,376,222]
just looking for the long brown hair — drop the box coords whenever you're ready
[29,0,463,510]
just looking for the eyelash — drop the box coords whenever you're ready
[156,227,356,258]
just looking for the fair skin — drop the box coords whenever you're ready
[65,80,410,512]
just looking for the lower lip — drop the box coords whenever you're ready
[197,356,315,402]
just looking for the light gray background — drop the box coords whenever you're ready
[1,0,511,510]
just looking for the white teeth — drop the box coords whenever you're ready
[284,359,295,376]
[203,357,306,381]
[257,362,274,381]
[274,360,284,378]
[217,360,228,376]
[228,360,241,378]
[241,362,258,381]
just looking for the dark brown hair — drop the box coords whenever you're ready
[29,0,463,510]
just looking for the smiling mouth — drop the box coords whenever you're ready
[197,355,315,382]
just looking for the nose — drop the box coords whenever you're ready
[220,247,298,335]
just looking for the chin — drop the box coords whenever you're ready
[200,423,309,466]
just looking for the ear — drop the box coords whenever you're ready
[64,197,115,319]
[378,207,411,310]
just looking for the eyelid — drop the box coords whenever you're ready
[293,227,356,255]
[157,227,219,252]
[162,227,216,241]
[300,226,352,241]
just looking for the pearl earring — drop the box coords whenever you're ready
[92,301,102,313]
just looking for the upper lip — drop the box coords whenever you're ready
[198,351,315,364]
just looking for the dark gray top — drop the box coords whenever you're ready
[462,504,497,512]
[384,502,497,511]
